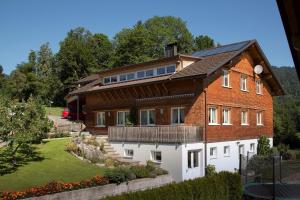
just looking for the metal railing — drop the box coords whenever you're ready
[108,125,203,144]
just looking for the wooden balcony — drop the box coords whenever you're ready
[108,125,203,144]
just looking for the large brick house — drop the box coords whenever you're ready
[67,40,283,181]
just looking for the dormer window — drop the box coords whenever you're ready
[111,76,117,83]
[120,74,126,82]
[127,73,135,80]
[222,70,230,87]
[167,65,176,73]
[146,69,154,77]
[157,67,166,75]
[137,71,145,79]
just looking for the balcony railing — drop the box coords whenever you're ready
[108,125,203,144]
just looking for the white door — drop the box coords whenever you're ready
[185,149,203,180]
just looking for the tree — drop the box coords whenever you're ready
[257,135,272,156]
[194,35,215,51]
[0,96,52,175]
[112,22,153,67]
[144,16,194,57]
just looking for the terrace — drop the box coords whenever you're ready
[108,125,203,144]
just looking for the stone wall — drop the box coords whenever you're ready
[25,175,173,200]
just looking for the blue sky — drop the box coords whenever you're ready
[0,0,294,74]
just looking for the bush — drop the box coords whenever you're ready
[257,135,272,155]
[48,131,70,139]
[103,172,242,200]
[130,165,150,178]
[205,164,216,176]
[104,167,132,184]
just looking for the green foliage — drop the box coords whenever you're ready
[103,172,242,200]
[205,164,216,176]
[130,165,150,178]
[272,66,300,148]
[257,135,272,156]
[0,96,52,175]
[194,35,215,51]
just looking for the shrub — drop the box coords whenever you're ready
[48,131,70,139]
[257,135,272,156]
[103,172,242,200]
[205,164,216,176]
[85,138,99,146]
[104,167,130,184]
[130,165,150,178]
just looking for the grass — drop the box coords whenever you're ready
[0,138,105,192]
[45,106,64,116]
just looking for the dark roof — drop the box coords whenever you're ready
[276,0,300,80]
[171,40,254,79]
[76,74,100,84]
[69,40,284,96]
[192,40,251,57]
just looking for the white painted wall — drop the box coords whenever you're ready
[110,138,273,182]
[110,142,205,182]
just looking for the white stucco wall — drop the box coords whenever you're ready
[110,138,273,182]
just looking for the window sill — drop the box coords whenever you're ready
[222,123,232,126]
[208,123,220,126]
[241,89,249,93]
[222,85,232,89]
[123,156,133,159]
[224,155,230,157]
[151,160,162,164]
[256,93,263,95]
[257,124,264,126]
[210,157,217,160]
[241,124,249,126]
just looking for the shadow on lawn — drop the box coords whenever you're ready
[0,145,44,176]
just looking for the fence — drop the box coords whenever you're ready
[240,153,300,199]
[108,125,203,144]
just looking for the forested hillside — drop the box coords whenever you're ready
[272,66,300,148]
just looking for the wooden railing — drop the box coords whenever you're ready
[108,125,203,144]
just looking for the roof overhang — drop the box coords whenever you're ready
[276,0,300,80]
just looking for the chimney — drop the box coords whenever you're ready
[164,43,178,57]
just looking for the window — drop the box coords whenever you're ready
[117,111,129,126]
[96,112,105,127]
[127,73,135,80]
[120,74,127,82]
[157,67,166,75]
[256,80,262,94]
[240,75,247,91]
[210,147,217,159]
[209,107,218,125]
[188,150,200,168]
[172,107,185,124]
[140,109,156,125]
[256,112,263,125]
[250,143,255,152]
[239,145,245,155]
[166,65,176,73]
[104,77,110,84]
[222,70,230,87]
[222,108,231,125]
[151,151,162,163]
[224,146,230,157]
[146,69,154,77]
[124,149,134,158]
[137,71,145,79]
[111,76,118,83]
[241,110,248,125]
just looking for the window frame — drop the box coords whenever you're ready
[117,110,130,126]
[250,143,255,153]
[124,149,134,158]
[140,109,156,126]
[224,146,230,157]
[208,107,218,125]
[239,144,245,155]
[256,80,262,94]
[210,147,217,159]
[171,107,185,125]
[151,151,162,163]
[256,111,263,125]
[222,70,230,88]
[96,112,105,127]
[188,150,200,168]
[240,75,248,91]
[241,110,249,125]
[166,65,176,73]
[222,108,231,125]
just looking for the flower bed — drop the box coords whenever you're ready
[0,176,109,200]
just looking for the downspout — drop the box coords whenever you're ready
[204,88,207,174]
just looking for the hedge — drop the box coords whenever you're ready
[103,172,242,200]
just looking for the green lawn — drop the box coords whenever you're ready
[0,138,105,192]
[45,106,64,116]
